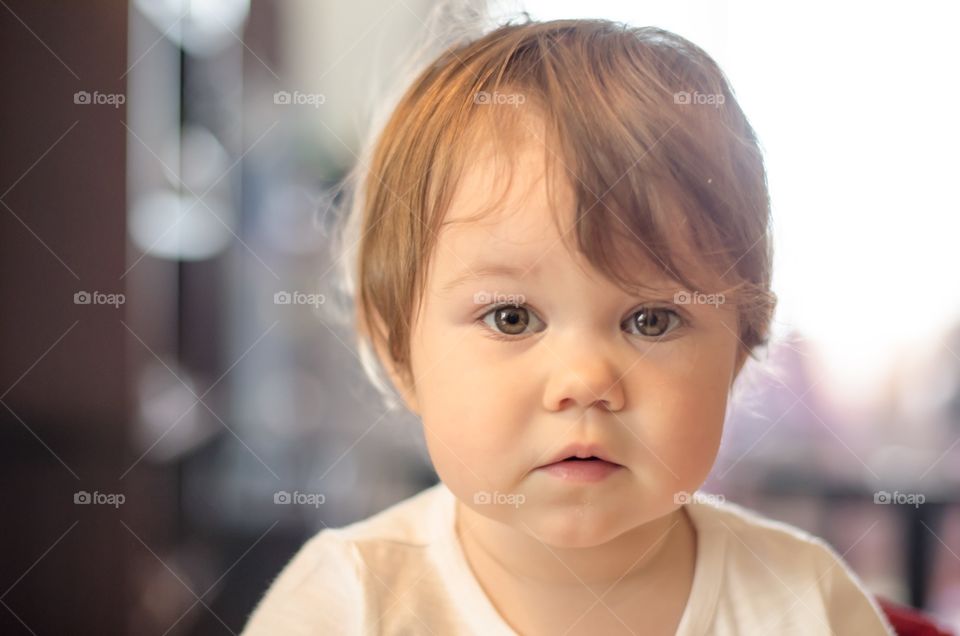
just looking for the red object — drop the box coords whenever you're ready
[875,596,954,636]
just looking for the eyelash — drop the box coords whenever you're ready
[474,303,687,342]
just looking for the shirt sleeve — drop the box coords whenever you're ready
[241,529,372,636]
[811,537,896,635]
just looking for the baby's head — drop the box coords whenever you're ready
[339,17,775,548]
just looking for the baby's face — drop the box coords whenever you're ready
[402,139,744,548]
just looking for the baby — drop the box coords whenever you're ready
[243,16,895,636]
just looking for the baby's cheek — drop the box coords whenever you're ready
[418,381,524,485]
[643,376,728,487]
[421,419,483,495]
[421,418,523,514]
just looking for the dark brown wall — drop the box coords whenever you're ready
[1,2,130,633]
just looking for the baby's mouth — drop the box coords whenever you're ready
[545,455,621,466]
[553,455,619,465]
[537,456,623,482]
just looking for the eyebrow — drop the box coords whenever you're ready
[439,262,541,293]
[439,260,684,300]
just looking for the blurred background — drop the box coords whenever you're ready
[1,0,958,633]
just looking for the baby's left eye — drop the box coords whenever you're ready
[479,304,547,337]
[621,307,682,338]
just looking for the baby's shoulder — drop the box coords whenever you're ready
[687,496,894,634]
[693,496,832,555]
[240,528,368,635]
[241,485,449,635]
[693,496,859,581]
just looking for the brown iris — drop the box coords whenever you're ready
[493,305,529,335]
[631,307,672,337]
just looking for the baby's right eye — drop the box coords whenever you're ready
[477,304,546,339]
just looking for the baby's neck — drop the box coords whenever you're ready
[455,502,698,634]
[455,501,695,588]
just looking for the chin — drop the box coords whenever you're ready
[521,506,628,549]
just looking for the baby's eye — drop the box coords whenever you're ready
[622,306,682,338]
[479,304,546,338]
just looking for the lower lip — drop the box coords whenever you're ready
[537,459,623,482]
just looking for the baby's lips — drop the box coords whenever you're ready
[539,441,620,467]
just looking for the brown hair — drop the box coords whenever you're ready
[336,16,776,404]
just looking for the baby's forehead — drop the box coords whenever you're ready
[436,151,667,261]
[434,201,676,294]
[438,134,572,242]
[437,180,570,272]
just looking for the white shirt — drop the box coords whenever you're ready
[242,482,895,635]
